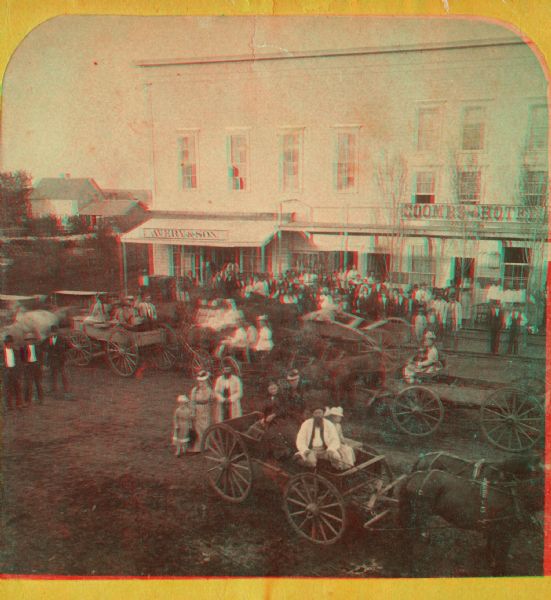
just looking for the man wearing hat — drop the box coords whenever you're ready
[43,325,69,397]
[213,363,243,421]
[281,369,308,421]
[295,405,342,469]
[443,293,462,352]
[21,331,44,405]
[2,334,22,410]
[188,370,213,453]
[403,330,441,384]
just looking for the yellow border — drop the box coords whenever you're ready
[1,1,550,599]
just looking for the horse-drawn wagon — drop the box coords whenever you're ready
[53,290,181,377]
[201,412,396,545]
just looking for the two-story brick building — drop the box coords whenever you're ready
[122,19,548,305]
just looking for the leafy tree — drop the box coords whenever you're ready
[0,171,32,230]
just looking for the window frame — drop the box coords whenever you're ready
[413,170,436,204]
[178,131,199,191]
[416,106,442,153]
[503,247,531,291]
[461,106,486,152]
[527,105,548,152]
[279,128,304,193]
[458,169,482,204]
[522,169,548,207]
[333,127,360,193]
[226,130,250,192]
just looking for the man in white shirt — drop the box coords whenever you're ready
[2,334,22,410]
[21,331,44,405]
[295,406,343,469]
[213,364,243,421]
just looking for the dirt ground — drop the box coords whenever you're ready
[0,352,545,578]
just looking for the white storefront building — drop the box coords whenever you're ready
[122,19,549,305]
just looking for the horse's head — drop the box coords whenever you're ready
[498,452,544,481]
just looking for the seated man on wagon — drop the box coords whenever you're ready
[295,404,345,470]
[403,330,441,384]
[84,293,109,325]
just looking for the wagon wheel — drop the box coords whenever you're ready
[189,348,214,376]
[67,330,93,366]
[390,386,444,437]
[151,323,180,371]
[284,473,346,545]
[480,386,544,452]
[201,423,252,503]
[107,327,139,377]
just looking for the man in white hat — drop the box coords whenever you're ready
[403,330,441,384]
[295,405,342,469]
[213,363,243,421]
[21,331,44,404]
[324,406,355,469]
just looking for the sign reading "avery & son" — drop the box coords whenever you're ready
[143,228,229,241]
[401,203,545,223]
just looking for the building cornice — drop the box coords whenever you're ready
[135,37,525,69]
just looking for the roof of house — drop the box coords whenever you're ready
[102,189,152,204]
[79,198,145,217]
[30,178,104,201]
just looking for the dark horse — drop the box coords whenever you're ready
[398,468,544,575]
[411,451,542,482]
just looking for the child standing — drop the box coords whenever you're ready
[172,394,194,457]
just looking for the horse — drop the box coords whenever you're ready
[398,467,544,575]
[411,451,542,483]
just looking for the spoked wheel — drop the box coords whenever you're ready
[379,318,411,371]
[391,386,444,437]
[284,473,346,545]
[67,330,93,366]
[189,348,214,376]
[201,424,252,503]
[107,327,139,377]
[480,386,544,452]
[151,323,180,370]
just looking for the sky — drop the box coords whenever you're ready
[0,15,525,191]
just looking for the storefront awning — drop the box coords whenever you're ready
[121,218,278,248]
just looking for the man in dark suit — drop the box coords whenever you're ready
[2,334,22,410]
[20,331,44,404]
[488,299,505,355]
[43,325,70,396]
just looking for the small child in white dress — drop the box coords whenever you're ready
[324,406,355,469]
[172,394,194,457]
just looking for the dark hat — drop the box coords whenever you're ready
[50,324,59,332]
[4,334,14,343]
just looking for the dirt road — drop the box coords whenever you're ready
[0,354,545,577]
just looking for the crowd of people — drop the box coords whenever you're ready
[171,364,357,471]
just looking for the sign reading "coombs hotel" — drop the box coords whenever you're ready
[401,203,546,223]
[143,228,229,241]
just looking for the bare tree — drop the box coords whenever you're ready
[374,151,408,284]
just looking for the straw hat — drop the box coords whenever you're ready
[287,369,300,381]
[324,406,344,418]
[177,394,190,404]
[196,370,210,381]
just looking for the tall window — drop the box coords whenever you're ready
[461,107,485,151]
[528,106,548,151]
[503,247,531,290]
[458,170,481,204]
[280,130,302,192]
[227,134,248,191]
[410,245,435,286]
[179,134,197,190]
[335,131,358,191]
[523,170,548,206]
[417,107,441,152]
[414,171,435,204]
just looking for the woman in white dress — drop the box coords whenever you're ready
[324,406,355,469]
